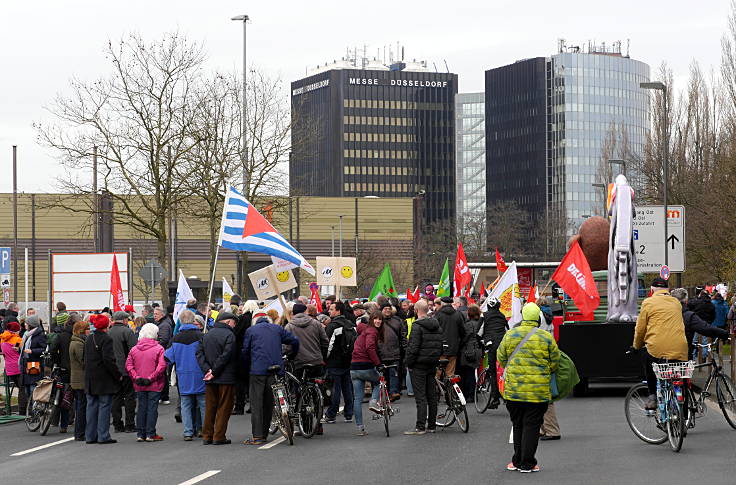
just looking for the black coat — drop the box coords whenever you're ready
[196,322,237,385]
[325,315,356,369]
[233,312,252,378]
[689,295,716,324]
[683,306,728,359]
[84,331,121,396]
[405,316,443,369]
[155,315,174,348]
[436,305,465,356]
[49,325,73,383]
[459,317,483,368]
[20,328,47,386]
[482,307,508,346]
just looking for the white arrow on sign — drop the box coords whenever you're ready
[633,205,686,273]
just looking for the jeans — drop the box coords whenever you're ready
[135,391,160,439]
[73,390,86,440]
[382,360,400,395]
[180,393,206,437]
[249,374,274,439]
[85,394,113,443]
[405,368,413,395]
[351,369,380,427]
[506,400,548,471]
[326,368,353,420]
[410,367,438,430]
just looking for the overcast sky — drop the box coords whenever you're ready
[0,0,731,193]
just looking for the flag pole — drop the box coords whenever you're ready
[204,245,221,334]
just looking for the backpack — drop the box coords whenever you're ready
[550,351,580,402]
[328,324,357,361]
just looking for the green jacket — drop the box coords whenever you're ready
[497,321,560,403]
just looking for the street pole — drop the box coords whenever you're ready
[331,226,335,257]
[12,145,17,302]
[663,87,669,268]
[231,15,250,194]
[338,215,343,258]
[93,146,98,252]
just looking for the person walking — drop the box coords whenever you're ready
[69,319,89,441]
[403,300,443,435]
[497,303,560,473]
[324,301,357,423]
[0,320,26,413]
[350,311,383,436]
[165,310,206,441]
[241,312,300,445]
[109,311,138,433]
[19,315,47,398]
[196,312,239,445]
[126,323,167,442]
[481,297,508,409]
[458,304,483,403]
[85,314,122,444]
[435,297,465,377]
[379,303,405,400]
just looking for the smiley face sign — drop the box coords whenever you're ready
[276,271,290,283]
[317,257,356,287]
[338,258,357,286]
[249,265,296,300]
[341,266,353,278]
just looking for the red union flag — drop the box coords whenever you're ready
[551,240,599,319]
[495,248,508,273]
[453,242,471,297]
[110,254,125,312]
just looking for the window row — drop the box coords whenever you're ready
[344,132,417,143]
[343,99,447,111]
[343,165,418,176]
[344,115,416,126]
[344,149,418,159]
[344,182,415,193]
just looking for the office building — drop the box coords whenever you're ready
[455,92,486,237]
[290,52,458,225]
[485,40,650,256]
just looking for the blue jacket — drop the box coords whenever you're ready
[165,324,205,395]
[242,319,300,376]
[713,298,729,328]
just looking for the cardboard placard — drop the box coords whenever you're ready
[316,256,357,287]
[248,265,297,300]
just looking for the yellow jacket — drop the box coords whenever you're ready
[633,289,688,360]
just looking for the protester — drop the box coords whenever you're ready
[132,316,146,334]
[165,310,206,440]
[435,297,465,376]
[497,302,560,473]
[671,288,729,359]
[153,307,173,404]
[197,312,239,445]
[712,292,729,329]
[242,312,300,445]
[324,301,356,423]
[142,304,155,324]
[458,304,483,402]
[351,311,383,436]
[69,320,89,441]
[2,302,20,331]
[49,312,76,433]
[453,296,469,320]
[482,297,508,409]
[109,311,138,433]
[20,315,47,398]
[404,300,443,435]
[126,322,166,442]
[423,284,436,301]
[85,314,121,444]
[0,320,26,412]
[50,301,70,333]
[379,303,404,400]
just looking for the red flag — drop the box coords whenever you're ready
[551,240,599,319]
[527,284,537,303]
[406,286,420,304]
[495,249,508,273]
[309,283,323,313]
[110,254,125,312]
[479,282,486,299]
[453,242,471,297]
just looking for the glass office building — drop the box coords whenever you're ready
[455,92,486,235]
[486,43,650,256]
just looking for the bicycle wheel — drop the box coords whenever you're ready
[298,385,320,439]
[25,399,42,432]
[665,387,685,452]
[474,370,491,414]
[624,383,667,445]
[715,374,736,429]
[454,394,469,433]
[272,390,294,445]
[435,385,456,428]
[40,403,56,436]
[381,385,391,437]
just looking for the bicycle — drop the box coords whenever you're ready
[372,364,398,437]
[684,340,736,430]
[435,359,469,433]
[25,362,67,436]
[474,342,497,413]
[268,364,295,445]
[288,362,325,439]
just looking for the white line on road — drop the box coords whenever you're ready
[10,437,75,456]
[259,436,286,449]
[177,470,221,485]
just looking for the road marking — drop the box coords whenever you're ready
[259,436,285,449]
[178,470,221,485]
[10,437,74,456]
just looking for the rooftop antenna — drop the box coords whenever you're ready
[401,46,405,61]
[432,61,437,72]
[444,59,449,73]
[626,38,630,57]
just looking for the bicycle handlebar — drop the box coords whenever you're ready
[376,364,398,371]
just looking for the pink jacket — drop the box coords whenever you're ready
[125,338,167,392]
[0,332,22,376]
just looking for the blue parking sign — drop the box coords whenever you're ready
[0,248,10,274]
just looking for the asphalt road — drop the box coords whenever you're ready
[1,383,736,485]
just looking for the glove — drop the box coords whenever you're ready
[136,378,152,386]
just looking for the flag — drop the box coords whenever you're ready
[308,282,323,313]
[218,186,315,275]
[482,261,522,326]
[110,254,125,312]
[496,249,508,273]
[551,240,600,319]
[406,286,420,304]
[369,264,397,301]
[527,284,537,303]
[173,270,194,331]
[479,282,486,299]
[222,277,234,305]
[436,259,451,297]
[453,243,471,297]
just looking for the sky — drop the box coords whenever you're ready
[0,0,731,193]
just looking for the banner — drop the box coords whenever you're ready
[483,261,522,326]
[173,270,194,326]
[248,264,297,300]
[222,277,234,305]
[453,242,471,297]
[316,256,357,287]
[436,259,451,297]
[551,240,600,319]
[109,254,125,312]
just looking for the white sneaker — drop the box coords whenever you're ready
[368,400,383,414]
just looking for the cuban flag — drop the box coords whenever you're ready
[218,186,315,275]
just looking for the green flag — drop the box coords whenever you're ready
[369,263,397,300]
[436,258,451,297]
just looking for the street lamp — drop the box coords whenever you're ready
[640,81,669,267]
[592,183,607,216]
[232,14,250,194]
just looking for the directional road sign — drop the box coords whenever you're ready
[138,260,165,287]
[633,205,685,273]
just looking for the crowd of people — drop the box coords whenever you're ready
[0,291,566,473]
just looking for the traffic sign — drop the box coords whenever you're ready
[138,260,165,287]
[0,274,9,288]
[633,205,685,273]
[660,265,670,280]
[3,288,9,307]
[0,248,10,274]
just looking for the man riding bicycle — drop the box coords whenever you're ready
[632,277,688,410]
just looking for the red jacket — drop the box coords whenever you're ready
[351,323,380,367]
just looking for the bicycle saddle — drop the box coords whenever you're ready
[267,365,281,373]
[438,359,450,367]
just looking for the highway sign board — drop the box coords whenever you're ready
[0,248,10,274]
[633,205,685,273]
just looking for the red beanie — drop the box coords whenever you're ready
[6,321,20,332]
[90,314,110,331]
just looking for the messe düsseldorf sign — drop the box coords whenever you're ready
[348,78,449,88]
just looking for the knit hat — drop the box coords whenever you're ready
[651,277,669,289]
[124,304,135,314]
[440,296,453,304]
[25,315,41,329]
[380,302,393,310]
[112,311,129,322]
[253,312,273,324]
[521,302,541,323]
[90,313,110,331]
[292,303,307,315]
[139,322,159,340]
[215,312,237,323]
[5,321,20,332]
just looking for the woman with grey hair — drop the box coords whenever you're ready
[671,288,729,360]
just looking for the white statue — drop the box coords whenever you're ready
[607,174,638,323]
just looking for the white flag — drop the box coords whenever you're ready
[222,277,234,305]
[482,261,522,326]
[173,270,194,327]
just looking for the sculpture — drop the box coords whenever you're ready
[607,174,638,322]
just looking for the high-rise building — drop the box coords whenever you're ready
[455,92,486,238]
[485,41,650,256]
[290,53,458,225]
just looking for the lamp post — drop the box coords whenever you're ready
[640,81,669,267]
[231,14,250,194]
[592,183,607,216]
